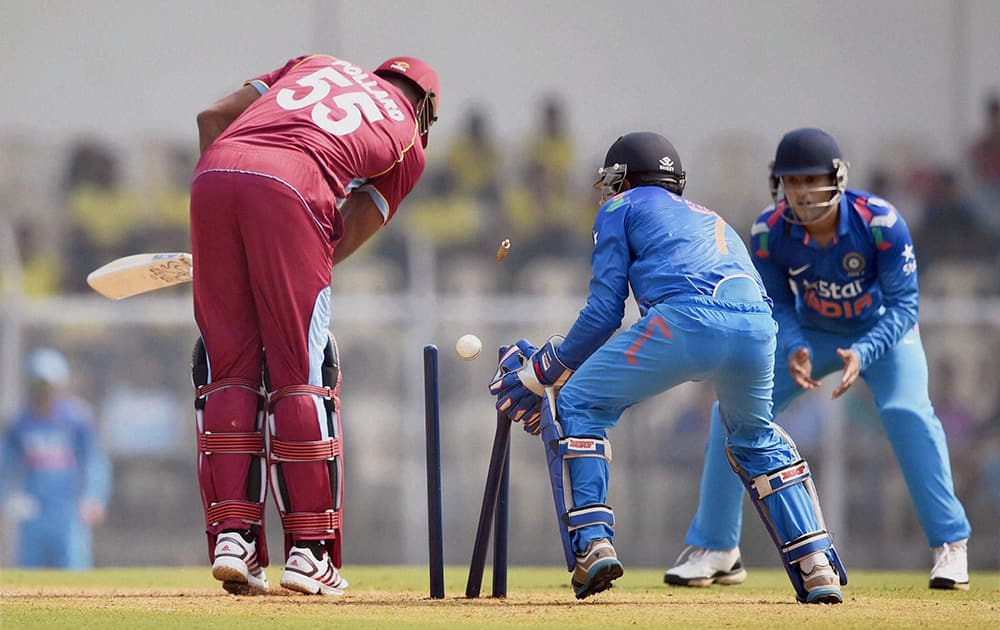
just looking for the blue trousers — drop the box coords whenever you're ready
[557,295,820,554]
[685,325,971,550]
[17,509,94,569]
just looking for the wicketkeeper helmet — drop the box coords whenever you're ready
[594,132,686,202]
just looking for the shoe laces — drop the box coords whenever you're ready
[674,545,707,565]
[932,540,965,571]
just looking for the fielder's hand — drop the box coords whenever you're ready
[788,347,821,390]
[79,497,107,526]
[832,348,860,399]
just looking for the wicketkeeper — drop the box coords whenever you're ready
[492,132,847,603]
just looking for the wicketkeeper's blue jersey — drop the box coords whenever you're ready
[558,186,769,369]
[750,189,919,371]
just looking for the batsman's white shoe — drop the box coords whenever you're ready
[572,538,624,599]
[212,532,269,595]
[280,546,349,596]
[930,538,969,591]
[664,546,747,587]
[799,551,843,604]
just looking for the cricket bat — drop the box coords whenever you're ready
[86,252,193,300]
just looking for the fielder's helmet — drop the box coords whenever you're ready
[769,128,849,223]
[772,128,843,176]
[594,132,686,202]
[374,56,439,147]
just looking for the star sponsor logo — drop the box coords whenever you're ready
[803,278,864,300]
[801,277,873,319]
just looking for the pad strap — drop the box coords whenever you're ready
[282,510,342,536]
[270,436,342,462]
[783,530,834,564]
[750,459,810,500]
[205,499,264,527]
[198,432,265,455]
[565,504,615,534]
[196,377,262,399]
[269,384,334,408]
[557,437,613,462]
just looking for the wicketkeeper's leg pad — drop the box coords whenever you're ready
[725,425,847,602]
[539,388,615,571]
[192,337,269,566]
[267,334,345,568]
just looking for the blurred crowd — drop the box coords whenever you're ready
[6,93,1000,299]
[1,93,998,569]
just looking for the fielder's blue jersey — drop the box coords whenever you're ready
[558,186,770,368]
[0,396,111,515]
[750,189,919,371]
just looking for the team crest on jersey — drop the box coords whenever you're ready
[843,252,865,276]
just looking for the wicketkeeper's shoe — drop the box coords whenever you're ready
[212,531,269,595]
[929,538,969,591]
[571,538,624,599]
[280,545,349,596]
[664,546,747,587]
[799,551,843,604]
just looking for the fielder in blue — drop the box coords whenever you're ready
[0,348,112,569]
[667,128,972,591]
[491,132,846,603]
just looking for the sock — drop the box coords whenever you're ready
[297,540,327,561]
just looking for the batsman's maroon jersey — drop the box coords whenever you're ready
[205,54,426,227]
[188,53,430,570]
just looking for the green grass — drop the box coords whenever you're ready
[2,566,998,629]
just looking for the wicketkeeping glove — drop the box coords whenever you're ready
[489,339,543,432]
[515,335,574,395]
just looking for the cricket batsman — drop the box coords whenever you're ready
[666,128,972,591]
[492,132,847,603]
[188,54,439,595]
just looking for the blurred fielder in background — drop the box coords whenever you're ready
[667,128,972,591]
[0,348,111,569]
[189,53,439,595]
[491,132,846,603]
